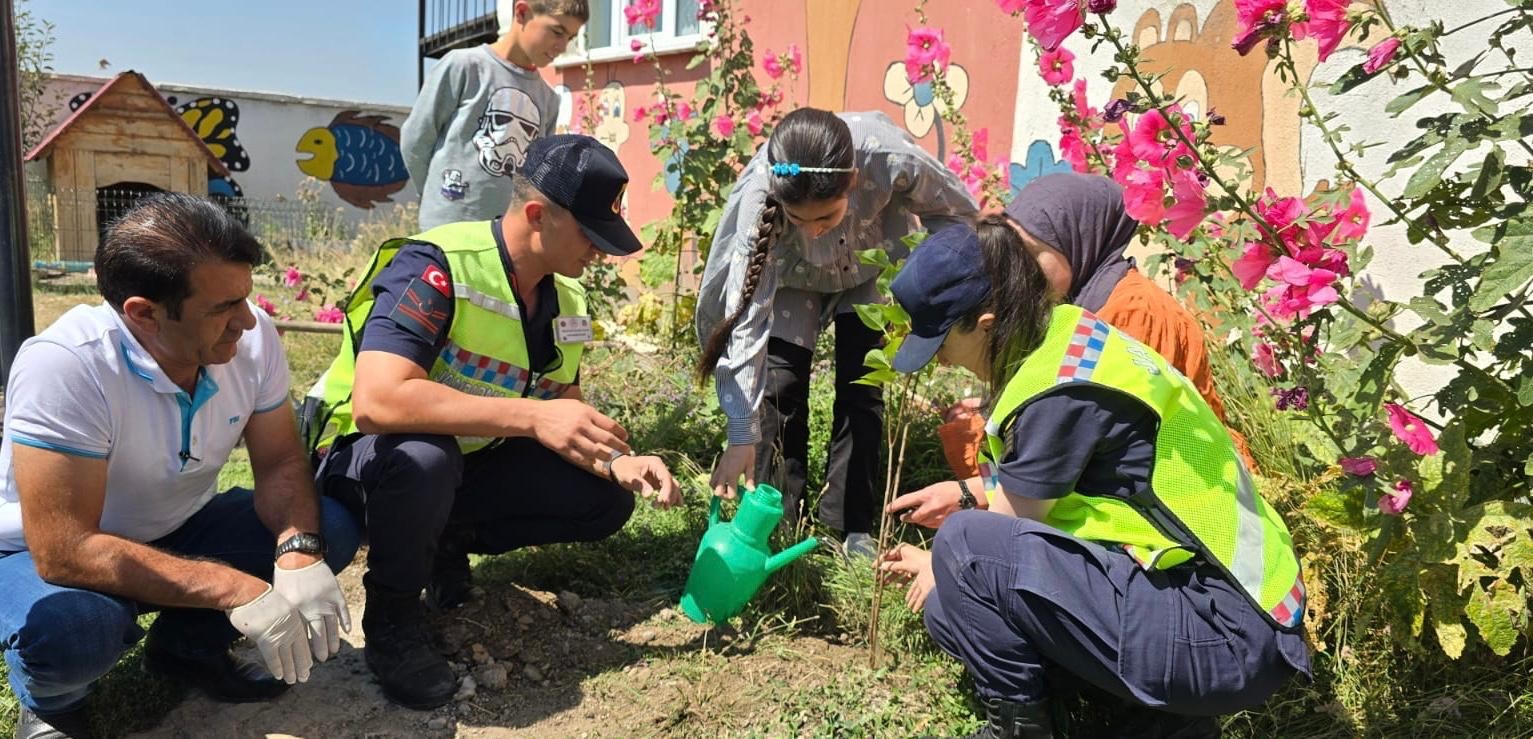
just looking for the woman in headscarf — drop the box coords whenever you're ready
[908,172,1252,527]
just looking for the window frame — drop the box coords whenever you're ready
[552,0,710,68]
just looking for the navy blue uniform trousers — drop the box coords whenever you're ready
[923,510,1310,715]
[317,434,635,599]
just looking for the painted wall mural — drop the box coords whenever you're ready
[172,96,250,198]
[592,81,631,153]
[882,62,969,160]
[1008,139,1072,198]
[294,111,410,209]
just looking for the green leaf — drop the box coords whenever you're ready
[1451,78,1500,115]
[1305,485,1367,531]
[1464,578,1525,655]
[1403,139,1470,198]
[863,347,891,371]
[854,303,887,332]
[1417,422,1472,517]
[1385,85,1433,116]
[855,368,898,387]
[1378,552,1426,642]
[1470,218,1533,311]
[1471,147,1506,200]
[1355,342,1405,412]
[1421,564,1469,659]
[1329,64,1377,95]
[638,250,677,290]
[685,52,707,70]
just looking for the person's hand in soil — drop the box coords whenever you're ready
[709,444,756,499]
[887,481,963,529]
[877,543,936,612]
[613,454,682,509]
[533,399,631,467]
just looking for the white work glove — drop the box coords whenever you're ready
[226,585,313,684]
[273,559,351,662]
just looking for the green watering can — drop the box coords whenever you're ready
[679,483,819,624]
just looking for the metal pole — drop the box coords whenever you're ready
[417,0,427,89]
[0,0,37,387]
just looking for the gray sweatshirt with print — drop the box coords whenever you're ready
[401,45,561,231]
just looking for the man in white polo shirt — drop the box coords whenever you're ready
[0,194,361,739]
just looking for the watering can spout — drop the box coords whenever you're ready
[764,536,819,575]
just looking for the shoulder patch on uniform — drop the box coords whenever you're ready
[389,278,452,342]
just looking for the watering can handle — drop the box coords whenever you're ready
[708,494,722,527]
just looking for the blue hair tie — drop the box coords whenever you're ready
[770,161,853,177]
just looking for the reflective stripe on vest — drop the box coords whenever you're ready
[977,305,1305,631]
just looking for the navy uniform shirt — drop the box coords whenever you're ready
[358,219,568,382]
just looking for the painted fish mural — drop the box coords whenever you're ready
[295,111,409,209]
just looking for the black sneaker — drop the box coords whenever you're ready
[361,594,457,710]
[16,706,95,739]
[143,631,289,703]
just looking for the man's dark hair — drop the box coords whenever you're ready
[95,192,263,319]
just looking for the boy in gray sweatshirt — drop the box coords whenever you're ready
[402,0,587,230]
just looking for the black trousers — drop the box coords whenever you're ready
[317,434,635,599]
[753,312,884,535]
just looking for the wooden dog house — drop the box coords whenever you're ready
[24,71,230,261]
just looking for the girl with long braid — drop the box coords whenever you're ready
[695,108,977,556]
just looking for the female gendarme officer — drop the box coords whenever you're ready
[877,219,1310,739]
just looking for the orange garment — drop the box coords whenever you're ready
[941,267,1255,478]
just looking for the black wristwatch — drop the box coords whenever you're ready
[275,532,326,559]
[957,479,978,510]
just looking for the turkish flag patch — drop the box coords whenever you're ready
[389,278,452,342]
[421,265,451,296]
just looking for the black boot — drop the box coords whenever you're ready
[142,626,289,703]
[361,591,457,710]
[15,707,95,739]
[958,698,1055,739]
[425,526,474,612]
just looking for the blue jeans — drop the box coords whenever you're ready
[0,488,360,714]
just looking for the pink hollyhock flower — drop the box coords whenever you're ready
[632,104,649,123]
[712,114,735,138]
[905,26,952,84]
[255,295,277,316]
[1059,121,1090,173]
[996,0,1026,12]
[1024,0,1085,52]
[1071,78,1095,117]
[972,128,990,162]
[1252,341,1282,378]
[1086,0,1116,10]
[1124,107,1195,169]
[1232,0,1289,55]
[1385,403,1440,456]
[1039,47,1075,86]
[1233,242,1277,290]
[1333,186,1370,242]
[676,102,694,121]
[314,305,345,324]
[1379,479,1413,516]
[1364,37,1402,75]
[1116,166,1167,225]
[1339,456,1378,476]
[787,44,803,75]
[1293,0,1350,63]
[945,153,966,175]
[282,266,302,288]
[630,37,646,63]
[745,108,766,136]
[294,288,309,302]
[624,0,661,29]
[762,49,785,80]
[1164,168,1208,240]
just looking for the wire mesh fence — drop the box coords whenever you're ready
[23,178,416,265]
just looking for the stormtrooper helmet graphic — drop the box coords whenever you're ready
[473,87,541,177]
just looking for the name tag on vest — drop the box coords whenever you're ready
[554,316,594,343]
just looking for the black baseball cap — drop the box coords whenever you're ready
[518,134,643,256]
[890,224,992,373]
